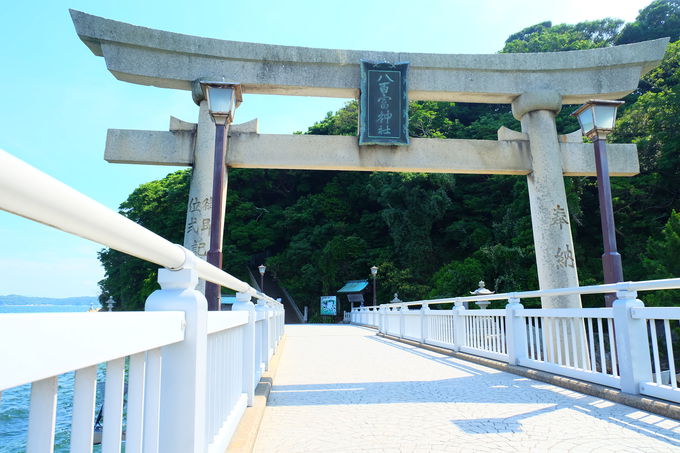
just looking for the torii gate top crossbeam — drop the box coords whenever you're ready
[70,10,668,104]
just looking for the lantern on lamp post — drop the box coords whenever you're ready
[571,100,625,306]
[258,264,266,293]
[200,81,242,311]
[370,265,378,306]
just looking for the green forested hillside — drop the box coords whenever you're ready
[98,0,680,314]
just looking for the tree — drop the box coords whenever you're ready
[502,19,624,53]
[98,5,680,312]
[641,211,680,306]
[98,170,190,310]
[616,0,680,44]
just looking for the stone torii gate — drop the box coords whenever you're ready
[70,10,668,309]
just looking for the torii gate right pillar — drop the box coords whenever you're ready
[513,91,581,308]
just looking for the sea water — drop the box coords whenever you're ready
[0,304,106,453]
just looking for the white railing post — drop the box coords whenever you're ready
[268,305,275,360]
[232,292,256,406]
[144,266,206,453]
[452,301,466,351]
[505,297,526,365]
[256,298,270,371]
[420,304,430,344]
[279,300,284,343]
[377,306,384,333]
[399,304,407,339]
[613,290,653,394]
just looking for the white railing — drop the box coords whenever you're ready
[351,281,680,404]
[516,307,619,388]
[0,149,285,453]
[0,312,185,452]
[631,307,680,403]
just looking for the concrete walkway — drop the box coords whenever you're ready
[253,325,680,453]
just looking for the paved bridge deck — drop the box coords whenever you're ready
[253,325,679,452]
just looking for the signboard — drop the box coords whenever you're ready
[320,296,337,316]
[359,61,409,146]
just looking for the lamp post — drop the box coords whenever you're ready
[258,264,266,293]
[571,100,625,307]
[370,265,378,306]
[201,81,241,311]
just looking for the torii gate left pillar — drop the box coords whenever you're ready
[183,96,226,298]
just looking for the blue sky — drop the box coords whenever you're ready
[0,0,652,297]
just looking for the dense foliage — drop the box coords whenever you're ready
[99,0,680,314]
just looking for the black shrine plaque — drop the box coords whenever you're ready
[359,61,409,146]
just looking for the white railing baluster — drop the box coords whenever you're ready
[663,320,677,389]
[143,348,162,453]
[500,316,506,354]
[474,316,480,349]
[534,318,540,360]
[27,376,58,453]
[597,318,606,374]
[570,319,578,368]
[494,316,501,353]
[221,331,228,428]
[70,365,98,453]
[648,320,661,384]
[607,318,618,377]
[578,319,588,372]
[481,315,487,351]
[485,316,491,352]
[469,316,474,348]
[544,318,552,364]
[102,358,126,453]
[587,319,596,372]
[564,319,572,367]
[207,335,215,441]
[125,352,146,453]
[555,319,563,366]
[528,317,535,360]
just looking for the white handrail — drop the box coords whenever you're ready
[0,149,277,305]
[0,312,185,391]
[378,278,680,308]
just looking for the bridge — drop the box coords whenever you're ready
[1,13,679,450]
[1,149,679,452]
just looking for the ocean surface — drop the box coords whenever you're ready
[0,304,106,453]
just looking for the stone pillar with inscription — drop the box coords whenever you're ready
[513,91,587,368]
[512,91,582,309]
[183,99,222,294]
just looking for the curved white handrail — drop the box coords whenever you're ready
[0,149,278,305]
[376,278,680,308]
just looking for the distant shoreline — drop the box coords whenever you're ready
[0,295,98,306]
